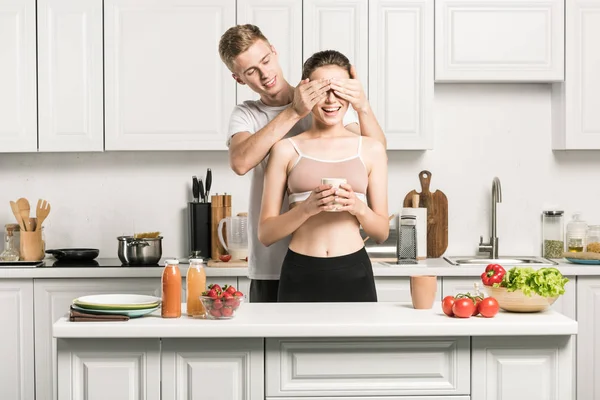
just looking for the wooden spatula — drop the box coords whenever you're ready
[16,198,31,231]
[10,201,26,231]
[36,199,51,231]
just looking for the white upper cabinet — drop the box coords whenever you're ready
[369,0,434,150]
[552,0,600,150]
[303,0,368,94]
[104,0,235,151]
[435,0,565,82]
[37,0,103,152]
[0,0,37,153]
[237,0,302,103]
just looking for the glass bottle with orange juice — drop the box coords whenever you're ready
[186,258,207,317]
[161,259,182,318]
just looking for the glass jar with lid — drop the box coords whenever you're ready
[587,225,600,253]
[566,212,588,252]
[542,210,564,258]
[0,224,21,262]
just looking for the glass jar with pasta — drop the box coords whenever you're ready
[587,225,600,253]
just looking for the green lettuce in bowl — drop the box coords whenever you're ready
[493,266,569,298]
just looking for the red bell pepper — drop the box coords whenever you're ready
[481,264,506,286]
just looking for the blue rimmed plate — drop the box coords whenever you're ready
[71,304,160,318]
[565,258,600,265]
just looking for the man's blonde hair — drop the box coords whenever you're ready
[219,24,270,72]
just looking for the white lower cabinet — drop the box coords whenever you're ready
[576,277,600,400]
[57,338,160,400]
[34,278,161,400]
[472,335,575,400]
[0,279,34,400]
[375,277,442,302]
[265,337,470,397]
[161,338,264,400]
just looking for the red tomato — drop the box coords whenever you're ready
[442,296,456,317]
[478,297,500,318]
[452,298,476,318]
[219,254,232,262]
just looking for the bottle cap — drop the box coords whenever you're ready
[543,210,564,216]
[189,258,205,266]
[165,259,179,265]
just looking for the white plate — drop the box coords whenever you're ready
[73,294,161,310]
[71,304,160,318]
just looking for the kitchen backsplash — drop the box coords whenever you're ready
[2,84,599,259]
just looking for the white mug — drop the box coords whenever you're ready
[321,178,347,212]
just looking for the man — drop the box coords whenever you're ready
[218,24,386,302]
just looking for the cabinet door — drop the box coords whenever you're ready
[34,278,160,400]
[104,0,235,151]
[576,277,600,400]
[37,0,103,152]
[472,335,574,400]
[161,338,264,400]
[375,277,441,302]
[0,0,37,153]
[552,0,600,150]
[0,280,34,400]
[303,0,368,94]
[435,0,564,82]
[57,338,160,400]
[369,0,434,150]
[237,0,302,103]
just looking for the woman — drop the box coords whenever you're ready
[258,50,389,302]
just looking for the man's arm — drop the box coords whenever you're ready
[332,66,387,148]
[229,79,331,176]
[229,107,301,175]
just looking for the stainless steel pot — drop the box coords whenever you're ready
[117,236,163,265]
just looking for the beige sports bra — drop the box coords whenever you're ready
[286,137,368,205]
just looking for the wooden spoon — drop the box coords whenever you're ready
[17,198,31,231]
[9,201,26,231]
[36,199,51,231]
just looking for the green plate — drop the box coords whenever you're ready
[71,304,159,318]
[73,294,161,310]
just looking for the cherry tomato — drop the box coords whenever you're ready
[452,298,476,318]
[219,254,232,262]
[442,296,456,317]
[478,297,500,318]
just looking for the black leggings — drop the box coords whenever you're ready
[278,247,377,302]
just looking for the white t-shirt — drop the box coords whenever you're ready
[227,99,359,280]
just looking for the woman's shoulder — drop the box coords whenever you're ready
[360,136,386,155]
[270,138,297,158]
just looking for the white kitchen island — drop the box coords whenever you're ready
[53,302,577,400]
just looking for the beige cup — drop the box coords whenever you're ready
[321,178,347,212]
[410,275,437,309]
[20,230,44,261]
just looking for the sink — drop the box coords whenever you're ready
[444,256,557,266]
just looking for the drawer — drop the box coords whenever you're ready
[266,337,470,397]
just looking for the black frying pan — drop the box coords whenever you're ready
[46,248,100,261]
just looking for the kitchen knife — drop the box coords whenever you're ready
[198,178,205,203]
[192,176,199,203]
[205,168,212,202]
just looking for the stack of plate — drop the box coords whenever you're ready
[72,294,161,318]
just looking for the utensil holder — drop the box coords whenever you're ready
[20,230,44,261]
[410,275,437,309]
[188,202,211,259]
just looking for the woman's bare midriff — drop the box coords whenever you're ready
[288,203,364,257]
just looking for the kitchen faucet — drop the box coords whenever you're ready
[478,177,502,259]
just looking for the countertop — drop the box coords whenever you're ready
[53,302,578,339]
[1,257,600,278]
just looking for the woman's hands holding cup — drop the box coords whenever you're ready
[301,185,337,217]
[332,183,366,216]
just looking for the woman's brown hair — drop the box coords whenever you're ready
[301,50,351,80]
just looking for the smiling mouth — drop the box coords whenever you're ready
[322,106,341,115]
[263,77,276,88]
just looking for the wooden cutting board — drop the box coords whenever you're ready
[403,170,448,258]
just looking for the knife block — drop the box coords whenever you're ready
[188,202,211,260]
